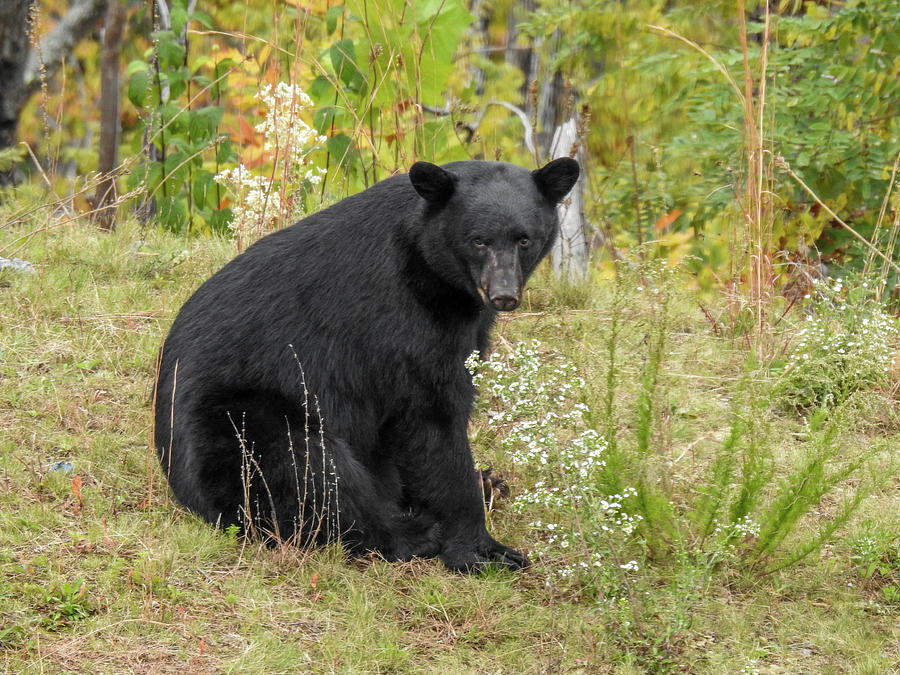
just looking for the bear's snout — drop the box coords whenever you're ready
[490,295,520,311]
[481,249,523,312]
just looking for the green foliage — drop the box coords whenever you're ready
[686,1,899,274]
[310,0,474,187]
[12,0,899,301]
[694,414,745,542]
[747,402,877,573]
[850,530,900,611]
[126,0,235,233]
[520,0,899,285]
[41,579,92,628]
[471,261,887,594]
[630,265,679,556]
[0,146,27,173]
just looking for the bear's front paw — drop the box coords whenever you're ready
[439,537,530,573]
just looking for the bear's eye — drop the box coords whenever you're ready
[472,238,487,249]
[518,237,531,248]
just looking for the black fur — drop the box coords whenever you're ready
[154,158,579,572]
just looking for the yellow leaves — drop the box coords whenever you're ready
[284,0,332,13]
[805,2,830,21]
[656,229,694,268]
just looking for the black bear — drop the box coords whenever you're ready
[153,158,579,572]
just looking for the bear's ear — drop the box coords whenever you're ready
[532,157,580,204]
[409,162,456,203]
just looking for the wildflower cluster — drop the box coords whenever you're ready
[848,533,900,609]
[254,82,328,180]
[520,486,644,580]
[777,277,898,410]
[214,164,283,239]
[849,534,884,567]
[711,515,761,546]
[468,341,642,585]
[215,83,327,242]
[469,341,586,422]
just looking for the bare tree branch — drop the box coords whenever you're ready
[421,100,537,162]
[23,0,107,98]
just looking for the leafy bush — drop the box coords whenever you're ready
[126,0,235,233]
[41,578,91,628]
[849,531,900,611]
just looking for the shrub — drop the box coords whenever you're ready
[468,342,642,596]
[776,277,898,411]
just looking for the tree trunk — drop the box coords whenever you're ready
[504,0,537,105]
[91,0,125,231]
[22,0,108,99]
[549,118,588,282]
[0,0,107,185]
[502,4,572,159]
[0,0,34,185]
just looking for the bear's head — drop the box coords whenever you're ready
[409,158,579,312]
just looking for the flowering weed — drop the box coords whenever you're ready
[471,267,893,596]
[849,531,900,613]
[215,83,327,244]
[468,342,643,595]
[777,277,898,410]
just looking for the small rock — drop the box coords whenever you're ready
[0,257,36,274]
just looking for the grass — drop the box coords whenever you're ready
[1,211,898,673]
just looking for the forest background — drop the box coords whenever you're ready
[0,0,898,672]
[2,0,899,297]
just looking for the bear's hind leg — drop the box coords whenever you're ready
[317,437,441,561]
[178,388,440,560]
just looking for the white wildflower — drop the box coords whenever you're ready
[215,82,328,240]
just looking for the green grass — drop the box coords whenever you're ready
[1,213,898,673]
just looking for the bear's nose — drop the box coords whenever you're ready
[491,295,520,311]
